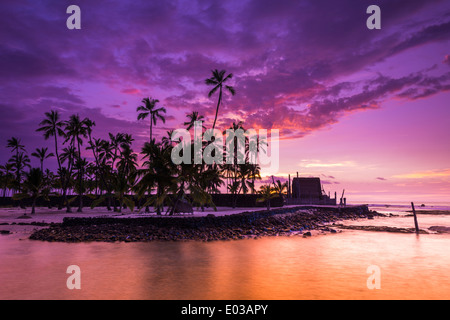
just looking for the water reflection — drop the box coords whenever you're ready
[1,221,450,299]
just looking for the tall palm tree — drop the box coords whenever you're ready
[31,147,54,172]
[115,144,138,213]
[7,137,25,159]
[205,69,235,130]
[138,140,175,215]
[184,111,206,130]
[6,137,26,195]
[59,145,77,212]
[6,137,26,155]
[137,97,167,143]
[37,110,66,210]
[7,152,31,196]
[36,110,65,174]
[64,114,88,212]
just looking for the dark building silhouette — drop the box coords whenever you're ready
[287,176,336,205]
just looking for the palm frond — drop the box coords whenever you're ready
[208,84,220,97]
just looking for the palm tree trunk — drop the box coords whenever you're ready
[150,118,153,142]
[88,134,110,210]
[156,185,162,215]
[77,140,83,212]
[54,134,66,211]
[32,197,37,214]
[211,86,222,130]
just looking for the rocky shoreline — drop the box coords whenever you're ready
[29,205,383,242]
[333,224,429,234]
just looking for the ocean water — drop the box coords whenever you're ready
[0,202,449,300]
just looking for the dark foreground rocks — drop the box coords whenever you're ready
[29,205,380,242]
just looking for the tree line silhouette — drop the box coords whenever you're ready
[0,70,287,214]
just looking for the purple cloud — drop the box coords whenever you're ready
[1,0,450,166]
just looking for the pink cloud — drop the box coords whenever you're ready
[444,55,450,65]
[121,88,141,95]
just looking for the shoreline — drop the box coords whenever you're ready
[23,205,382,242]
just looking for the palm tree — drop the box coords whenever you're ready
[13,168,52,215]
[64,114,88,212]
[36,110,65,173]
[161,130,175,148]
[137,97,167,142]
[138,140,175,215]
[7,152,31,197]
[273,179,287,200]
[6,137,26,156]
[6,137,27,199]
[184,111,206,130]
[115,144,138,213]
[256,185,278,211]
[31,147,54,172]
[205,69,235,130]
[108,132,126,170]
[0,163,14,197]
[36,110,66,210]
[59,145,77,212]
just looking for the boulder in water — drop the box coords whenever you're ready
[429,226,450,233]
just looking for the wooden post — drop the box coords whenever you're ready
[411,202,420,234]
[340,189,345,206]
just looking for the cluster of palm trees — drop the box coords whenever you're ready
[0,69,287,214]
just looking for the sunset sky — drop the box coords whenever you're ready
[1,0,449,203]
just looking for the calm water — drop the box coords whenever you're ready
[1,203,450,300]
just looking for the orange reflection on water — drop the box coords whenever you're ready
[1,230,450,300]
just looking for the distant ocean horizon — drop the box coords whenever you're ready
[350,200,450,209]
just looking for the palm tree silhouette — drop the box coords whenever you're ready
[137,97,167,143]
[184,111,206,130]
[31,147,54,172]
[36,110,66,209]
[59,145,78,213]
[205,69,235,130]
[64,114,88,212]
[13,168,52,214]
[6,137,26,158]
[6,137,27,201]
[7,152,30,199]
[0,163,14,197]
[256,185,277,210]
[36,111,65,173]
